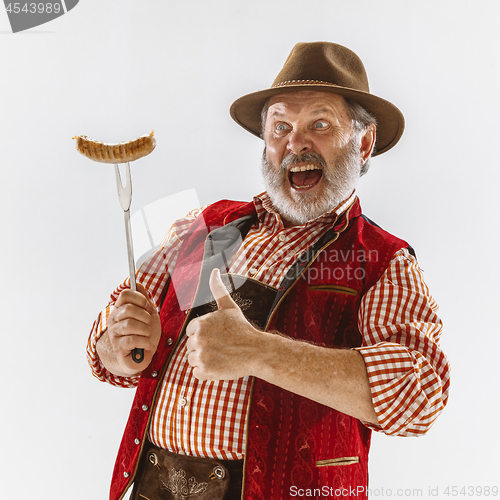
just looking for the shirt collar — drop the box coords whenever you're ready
[253,191,357,228]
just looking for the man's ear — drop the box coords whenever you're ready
[360,124,376,164]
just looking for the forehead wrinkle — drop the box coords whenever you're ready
[267,108,286,120]
[309,107,337,117]
[268,104,345,122]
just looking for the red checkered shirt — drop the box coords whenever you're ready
[87,192,450,459]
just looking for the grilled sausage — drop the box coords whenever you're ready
[73,131,156,163]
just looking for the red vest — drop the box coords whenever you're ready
[109,198,408,500]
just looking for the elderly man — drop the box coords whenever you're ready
[88,42,450,500]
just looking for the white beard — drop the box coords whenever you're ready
[261,138,363,225]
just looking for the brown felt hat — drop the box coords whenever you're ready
[230,41,404,156]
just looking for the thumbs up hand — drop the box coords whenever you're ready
[186,269,261,381]
[208,267,239,310]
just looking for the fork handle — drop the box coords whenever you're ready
[124,210,144,364]
[132,348,145,363]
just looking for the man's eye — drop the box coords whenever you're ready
[276,123,289,132]
[314,121,329,129]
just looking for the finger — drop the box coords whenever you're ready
[114,333,156,354]
[186,348,198,368]
[185,317,198,338]
[186,333,195,352]
[209,268,237,310]
[111,303,152,326]
[115,289,148,309]
[135,282,159,315]
[110,316,152,338]
[115,282,156,314]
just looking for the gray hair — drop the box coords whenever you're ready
[260,95,377,176]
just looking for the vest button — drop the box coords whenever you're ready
[124,472,130,478]
[167,338,173,346]
[151,371,158,378]
[142,404,149,412]
[134,438,140,445]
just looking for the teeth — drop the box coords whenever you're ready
[289,164,320,173]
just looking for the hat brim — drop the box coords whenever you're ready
[230,84,405,156]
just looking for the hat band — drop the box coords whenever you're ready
[272,79,341,88]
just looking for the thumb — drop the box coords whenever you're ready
[135,282,158,315]
[209,269,237,310]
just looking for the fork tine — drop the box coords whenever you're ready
[114,162,132,211]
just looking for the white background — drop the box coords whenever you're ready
[1,1,499,498]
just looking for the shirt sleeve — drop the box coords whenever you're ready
[354,248,451,436]
[86,207,205,387]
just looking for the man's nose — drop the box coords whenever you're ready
[287,130,312,155]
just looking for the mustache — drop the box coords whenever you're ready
[280,152,328,172]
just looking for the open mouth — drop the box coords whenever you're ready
[288,164,323,190]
